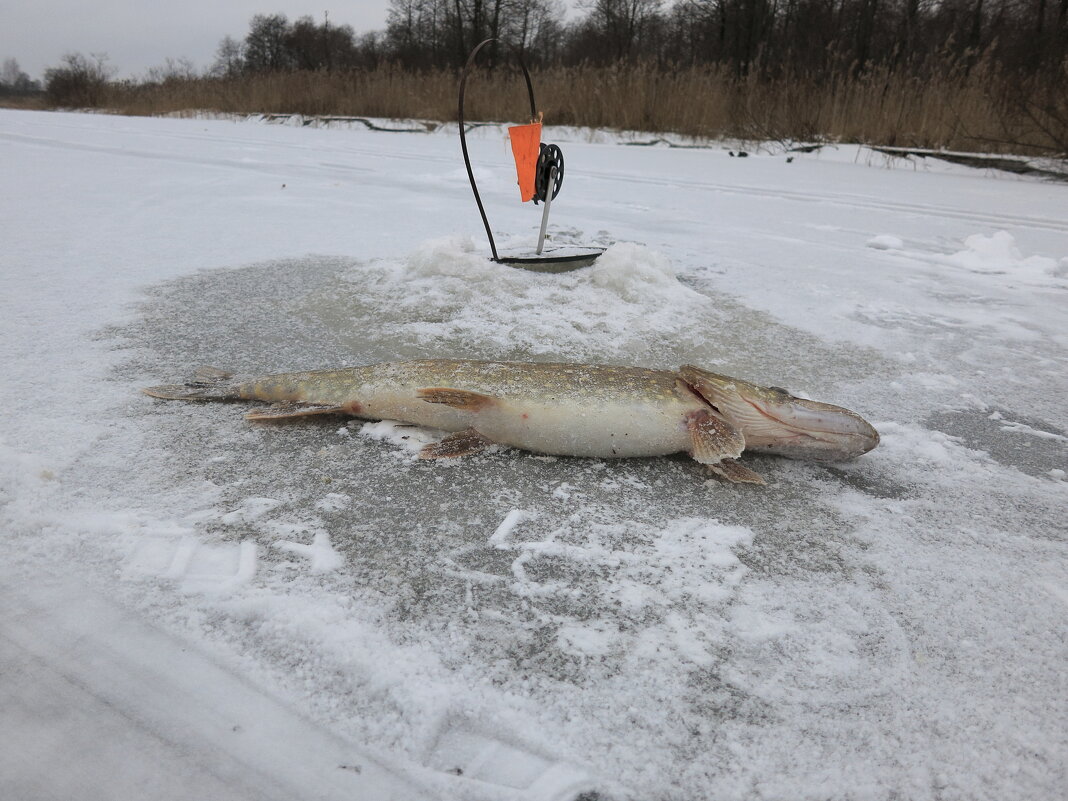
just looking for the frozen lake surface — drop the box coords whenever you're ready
[1,109,1066,800]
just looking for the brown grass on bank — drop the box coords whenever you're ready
[50,62,1068,156]
[0,95,49,111]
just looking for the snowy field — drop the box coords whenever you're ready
[1,108,1066,800]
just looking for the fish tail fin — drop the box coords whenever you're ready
[143,366,238,401]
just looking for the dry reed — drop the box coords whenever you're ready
[42,63,1068,155]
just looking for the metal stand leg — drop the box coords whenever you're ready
[535,167,557,255]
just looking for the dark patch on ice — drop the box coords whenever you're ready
[672,274,895,390]
[119,255,358,373]
[104,254,916,724]
[927,408,1067,478]
[82,251,1066,799]
[817,464,910,499]
[452,546,517,578]
[686,665,777,724]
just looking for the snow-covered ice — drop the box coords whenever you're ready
[1,109,1066,800]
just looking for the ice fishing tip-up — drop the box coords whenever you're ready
[457,38,603,273]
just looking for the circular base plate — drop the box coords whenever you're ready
[494,247,605,273]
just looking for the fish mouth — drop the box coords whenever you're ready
[679,366,879,461]
[744,399,880,460]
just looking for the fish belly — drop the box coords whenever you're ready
[242,363,705,459]
[484,400,693,458]
[363,390,696,458]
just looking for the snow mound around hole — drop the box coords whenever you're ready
[312,238,725,366]
[947,230,1066,284]
[866,234,904,250]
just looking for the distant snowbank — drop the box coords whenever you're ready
[154,110,1068,178]
[866,229,1068,288]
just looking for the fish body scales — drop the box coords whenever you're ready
[235,361,704,458]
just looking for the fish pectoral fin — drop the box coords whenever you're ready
[707,458,766,486]
[689,410,764,484]
[245,402,346,421]
[687,408,745,464]
[419,428,494,459]
[416,387,496,412]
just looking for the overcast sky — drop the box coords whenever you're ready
[1,2,393,80]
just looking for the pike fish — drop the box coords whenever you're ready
[143,360,879,485]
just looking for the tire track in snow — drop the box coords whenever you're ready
[0,131,389,177]
[10,119,1061,234]
[0,127,457,170]
[581,168,1068,233]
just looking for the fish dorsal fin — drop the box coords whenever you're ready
[419,428,494,459]
[687,408,745,465]
[708,458,766,485]
[246,402,345,420]
[416,387,496,412]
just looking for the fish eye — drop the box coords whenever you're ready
[768,386,793,398]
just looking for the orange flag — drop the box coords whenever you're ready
[507,122,542,202]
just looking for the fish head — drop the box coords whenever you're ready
[679,365,879,461]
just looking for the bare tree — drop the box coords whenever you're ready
[504,0,565,61]
[2,58,24,86]
[1,58,39,92]
[43,52,114,106]
[144,57,198,84]
[580,0,663,62]
[211,36,244,78]
[244,14,293,73]
[285,14,359,71]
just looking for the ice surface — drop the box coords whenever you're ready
[0,577,437,801]
[1,109,1066,800]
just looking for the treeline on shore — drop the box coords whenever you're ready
[7,0,1068,155]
